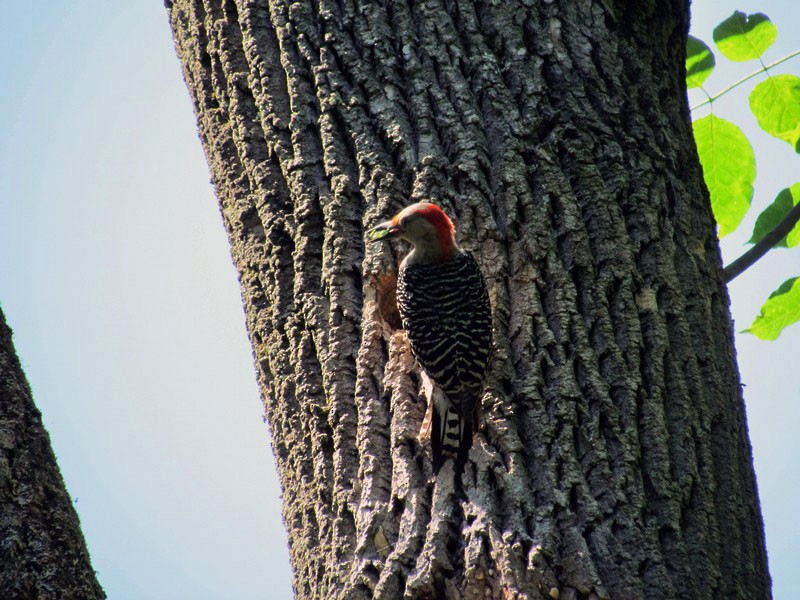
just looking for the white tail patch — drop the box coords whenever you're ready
[431,384,463,474]
[439,404,463,454]
[419,371,471,474]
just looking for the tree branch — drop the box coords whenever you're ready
[691,49,800,111]
[723,201,800,282]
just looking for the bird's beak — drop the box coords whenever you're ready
[367,220,401,242]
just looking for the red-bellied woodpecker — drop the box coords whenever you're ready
[368,202,492,474]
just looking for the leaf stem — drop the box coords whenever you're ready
[723,200,800,282]
[691,49,800,111]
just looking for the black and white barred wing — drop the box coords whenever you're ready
[396,252,492,414]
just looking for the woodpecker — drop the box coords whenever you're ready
[368,202,492,474]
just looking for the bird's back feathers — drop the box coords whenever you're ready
[397,251,492,473]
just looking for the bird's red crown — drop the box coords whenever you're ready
[394,203,457,258]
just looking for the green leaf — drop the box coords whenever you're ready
[749,183,800,247]
[692,115,756,237]
[713,11,777,62]
[686,36,715,88]
[749,74,800,151]
[747,277,800,340]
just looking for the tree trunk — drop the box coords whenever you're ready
[167,0,771,598]
[0,308,105,598]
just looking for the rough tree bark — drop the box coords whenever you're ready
[0,308,105,598]
[168,0,771,598]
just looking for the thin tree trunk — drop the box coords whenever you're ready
[0,308,105,598]
[168,0,771,598]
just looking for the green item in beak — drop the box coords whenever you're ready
[367,222,399,241]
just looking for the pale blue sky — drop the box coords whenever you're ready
[0,2,797,599]
[0,3,290,598]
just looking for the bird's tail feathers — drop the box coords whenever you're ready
[431,400,473,475]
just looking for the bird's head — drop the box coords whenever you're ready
[368,202,458,262]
